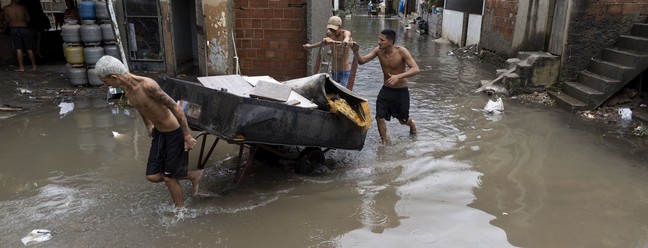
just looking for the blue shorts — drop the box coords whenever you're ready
[331,70,351,87]
[146,128,189,178]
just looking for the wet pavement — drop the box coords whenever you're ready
[1,15,648,248]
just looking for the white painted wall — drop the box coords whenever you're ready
[512,0,551,49]
[466,14,482,46]
[442,9,464,45]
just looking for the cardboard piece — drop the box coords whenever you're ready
[249,80,292,102]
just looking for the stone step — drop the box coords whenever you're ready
[601,47,648,67]
[577,70,621,93]
[548,91,588,112]
[617,35,648,53]
[631,23,648,39]
[562,81,604,107]
[588,58,634,80]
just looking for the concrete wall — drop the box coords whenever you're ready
[466,13,481,46]
[511,0,551,52]
[481,0,553,56]
[442,9,465,46]
[304,0,333,75]
[233,0,308,80]
[560,0,648,81]
[203,0,230,75]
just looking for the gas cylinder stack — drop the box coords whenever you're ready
[61,0,119,87]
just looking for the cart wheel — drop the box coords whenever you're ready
[295,147,325,175]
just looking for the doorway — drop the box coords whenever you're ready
[171,0,198,75]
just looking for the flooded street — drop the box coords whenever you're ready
[2,15,648,247]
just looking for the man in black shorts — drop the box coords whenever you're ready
[95,56,203,209]
[352,29,419,145]
[3,0,37,71]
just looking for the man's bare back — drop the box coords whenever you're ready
[4,2,29,27]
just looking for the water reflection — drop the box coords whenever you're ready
[70,95,138,166]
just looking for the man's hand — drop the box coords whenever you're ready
[386,73,401,86]
[184,134,197,151]
[351,42,359,53]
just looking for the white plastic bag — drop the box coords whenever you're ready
[483,97,504,114]
[618,108,632,120]
[21,229,52,245]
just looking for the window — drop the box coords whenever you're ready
[124,0,162,61]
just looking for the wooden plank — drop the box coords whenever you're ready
[198,75,253,97]
[106,0,128,68]
[549,0,568,55]
[347,53,358,91]
[313,46,322,74]
[249,80,292,102]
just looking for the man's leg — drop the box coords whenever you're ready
[146,173,164,183]
[164,177,186,208]
[15,49,24,71]
[186,169,204,196]
[406,117,417,134]
[27,50,37,70]
[377,118,390,145]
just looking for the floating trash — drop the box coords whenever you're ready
[21,229,52,245]
[632,124,647,137]
[618,108,632,120]
[483,97,504,114]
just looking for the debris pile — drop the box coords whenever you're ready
[448,44,479,59]
[512,91,555,106]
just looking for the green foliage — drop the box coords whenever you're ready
[345,0,356,15]
[116,94,130,109]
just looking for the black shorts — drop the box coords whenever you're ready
[146,128,189,178]
[9,27,34,51]
[376,86,410,123]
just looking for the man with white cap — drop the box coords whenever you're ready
[303,16,353,88]
[95,55,203,209]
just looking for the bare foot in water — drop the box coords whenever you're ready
[409,119,417,135]
[190,170,203,196]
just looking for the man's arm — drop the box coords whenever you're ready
[140,114,154,137]
[303,39,326,49]
[342,30,352,44]
[145,83,197,150]
[22,6,29,23]
[351,43,378,65]
[399,47,420,78]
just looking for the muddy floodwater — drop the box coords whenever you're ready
[2,15,648,248]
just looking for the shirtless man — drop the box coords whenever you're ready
[352,29,419,145]
[303,16,353,88]
[3,0,37,71]
[95,56,203,209]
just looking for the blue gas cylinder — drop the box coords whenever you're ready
[79,1,96,20]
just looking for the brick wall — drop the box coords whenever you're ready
[480,0,518,59]
[561,0,648,81]
[234,0,308,81]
